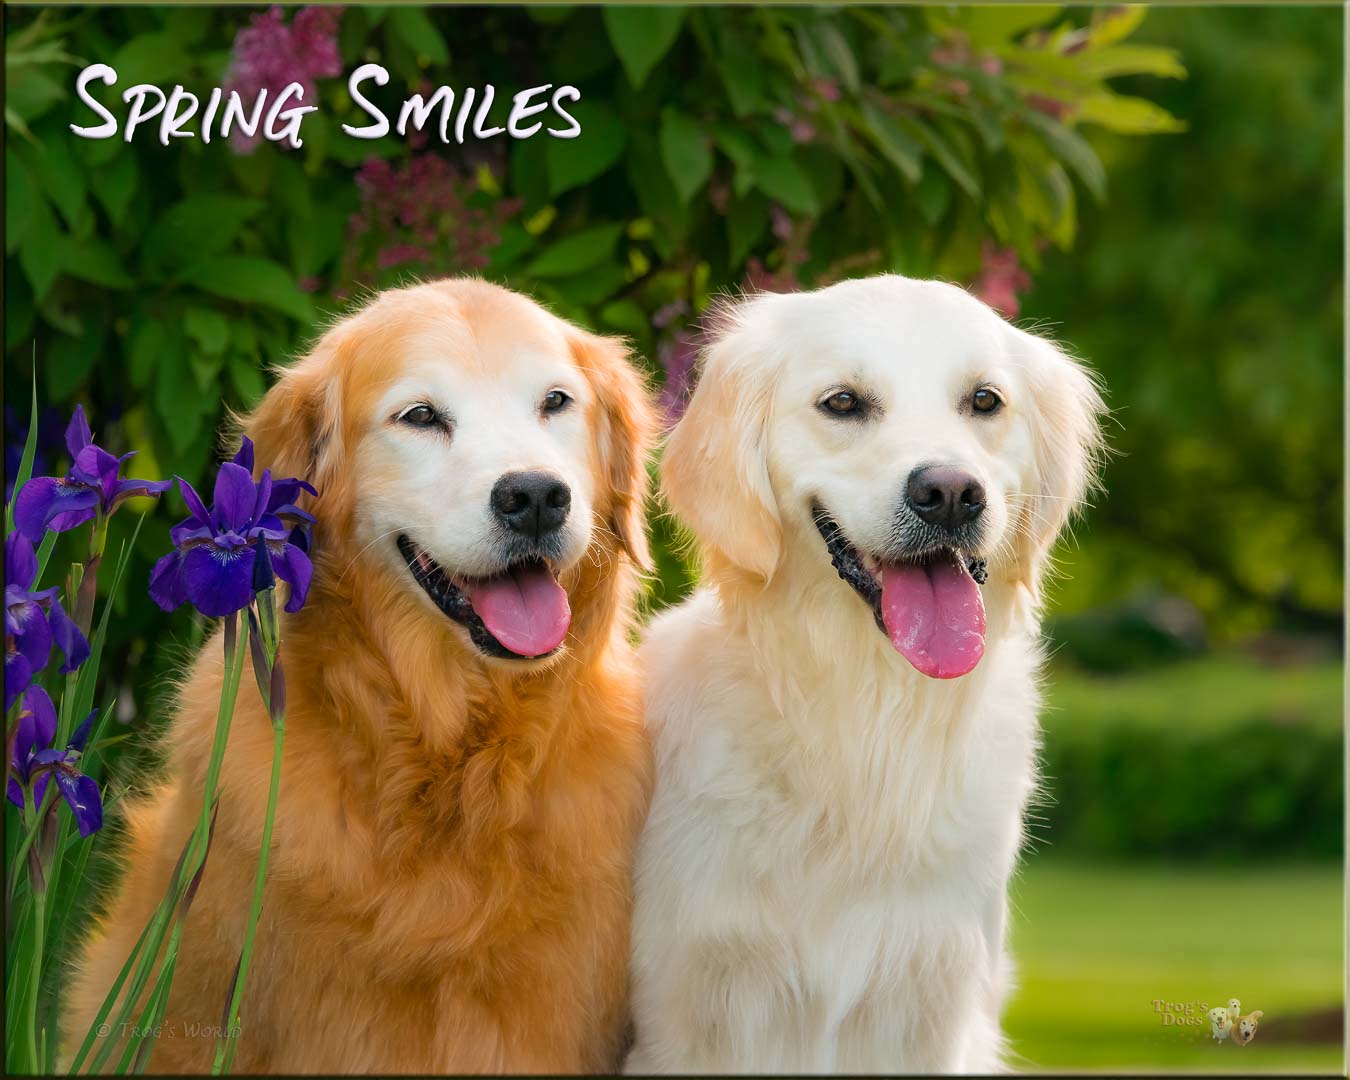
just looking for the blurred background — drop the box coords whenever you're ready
[4,4,1343,1073]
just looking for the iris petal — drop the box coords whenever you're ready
[213,463,258,533]
[177,477,213,531]
[111,476,173,511]
[65,405,92,459]
[6,532,37,590]
[13,686,59,768]
[251,470,273,525]
[270,542,314,613]
[48,594,90,673]
[54,769,103,837]
[5,653,32,712]
[12,599,52,674]
[183,543,256,618]
[231,437,255,473]
[69,708,98,752]
[148,551,188,613]
[13,477,99,541]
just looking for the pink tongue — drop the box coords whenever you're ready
[466,565,571,658]
[880,554,986,679]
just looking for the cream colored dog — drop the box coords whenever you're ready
[628,275,1104,1073]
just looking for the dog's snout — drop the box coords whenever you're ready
[905,465,985,530]
[491,471,571,540]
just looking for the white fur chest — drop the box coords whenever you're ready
[629,588,1042,1073]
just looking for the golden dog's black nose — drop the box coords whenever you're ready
[491,471,571,539]
[906,465,985,530]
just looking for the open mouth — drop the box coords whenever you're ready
[396,535,571,660]
[812,506,987,680]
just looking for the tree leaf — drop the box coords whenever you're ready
[603,7,685,88]
[128,318,169,391]
[727,191,769,266]
[718,32,765,117]
[228,353,266,406]
[93,153,139,227]
[178,257,315,322]
[6,150,35,254]
[545,100,626,196]
[1077,44,1186,81]
[754,151,818,215]
[1023,109,1106,202]
[860,102,922,184]
[57,237,132,289]
[142,195,265,270]
[18,197,62,301]
[1076,94,1186,135]
[525,223,625,278]
[388,7,449,65]
[184,308,230,355]
[896,115,980,200]
[660,108,713,204]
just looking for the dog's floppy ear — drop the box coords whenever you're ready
[1007,325,1106,598]
[241,328,347,498]
[661,306,781,582]
[568,327,657,571]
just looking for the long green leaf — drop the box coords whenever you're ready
[7,359,40,534]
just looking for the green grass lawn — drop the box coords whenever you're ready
[1007,858,1343,1073]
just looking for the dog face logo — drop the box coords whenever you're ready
[1234,1010,1264,1047]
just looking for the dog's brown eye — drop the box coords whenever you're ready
[398,404,439,427]
[542,389,571,414]
[822,391,861,416]
[971,387,1002,414]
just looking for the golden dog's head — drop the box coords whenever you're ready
[664,275,1104,679]
[243,279,653,665]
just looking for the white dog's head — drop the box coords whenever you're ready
[663,275,1104,679]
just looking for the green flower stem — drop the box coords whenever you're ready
[213,697,284,1075]
[78,613,247,1075]
[19,801,49,1075]
[7,782,56,903]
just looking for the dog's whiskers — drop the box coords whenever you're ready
[336,528,409,585]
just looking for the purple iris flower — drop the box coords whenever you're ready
[13,406,171,542]
[148,440,316,618]
[5,533,89,711]
[6,686,103,837]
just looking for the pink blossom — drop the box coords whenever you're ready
[812,77,842,103]
[657,333,700,425]
[790,119,816,144]
[339,152,521,286]
[743,257,801,295]
[971,242,1032,319]
[1027,94,1070,121]
[770,205,794,242]
[225,6,343,154]
[651,300,690,330]
[929,41,969,66]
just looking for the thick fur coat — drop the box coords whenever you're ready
[67,280,656,1074]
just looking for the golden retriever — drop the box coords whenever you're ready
[627,275,1104,1073]
[68,279,656,1073]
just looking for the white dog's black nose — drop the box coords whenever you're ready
[491,471,571,540]
[906,465,985,530]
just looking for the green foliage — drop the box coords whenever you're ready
[1025,6,1342,639]
[1039,656,1343,857]
[3,4,1179,707]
